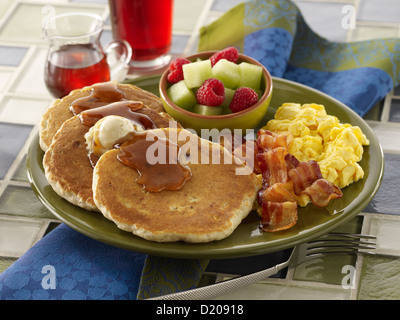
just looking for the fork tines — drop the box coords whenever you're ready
[303,232,376,258]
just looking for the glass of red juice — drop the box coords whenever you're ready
[43,12,132,98]
[108,0,174,70]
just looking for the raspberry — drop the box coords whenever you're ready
[196,78,225,106]
[210,47,239,67]
[229,87,258,113]
[167,58,191,83]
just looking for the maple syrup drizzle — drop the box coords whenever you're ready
[117,131,192,192]
[78,101,156,168]
[70,82,126,115]
[71,83,191,192]
[78,100,156,129]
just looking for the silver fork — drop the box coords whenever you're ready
[148,233,376,300]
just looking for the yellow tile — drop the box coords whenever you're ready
[0,96,52,125]
[10,47,50,96]
[0,69,13,92]
[173,0,208,33]
[0,3,105,44]
[352,24,398,41]
[0,217,44,258]
[0,0,14,20]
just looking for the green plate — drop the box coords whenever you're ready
[27,76,384,259]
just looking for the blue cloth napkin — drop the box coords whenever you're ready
[0,224,206,300]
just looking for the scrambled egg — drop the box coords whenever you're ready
[264,103,369,189]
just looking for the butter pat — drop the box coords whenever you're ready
[85,115,142,156]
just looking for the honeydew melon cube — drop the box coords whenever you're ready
[212,59,240,89]
[193,104,223,115]
[221,106,232,115]
[183,60,212,89]
[238,62,262,90]
[254,88,263,99]
[167,80,196,110]
[220,87,236,108]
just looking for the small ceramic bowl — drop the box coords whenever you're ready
[159,51,272,134]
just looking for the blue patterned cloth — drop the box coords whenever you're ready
[199,0,400,116]
[0,224,207,300]
[243,26,394,116]
[0,224,146,300]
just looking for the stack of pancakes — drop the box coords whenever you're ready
[40,81,259,243]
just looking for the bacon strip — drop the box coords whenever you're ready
[288,160,342,207]
[259,183,295,203]
[219,133,261,174]
[257,129,291,151]
[285,153,300,170]
[256,130,343,232]
[260,201,298,232]
[302,179,343,207]
[288,160,322,195]
[256,147,288,187]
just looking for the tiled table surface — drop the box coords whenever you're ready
[0,0,400,300]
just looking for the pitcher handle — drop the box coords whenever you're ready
[104,39,132,81]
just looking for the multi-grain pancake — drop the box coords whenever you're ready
[43,101,174,211]
[39,81,164,151]
[92,127,259,243]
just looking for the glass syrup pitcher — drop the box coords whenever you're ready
[43,12,132,98]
